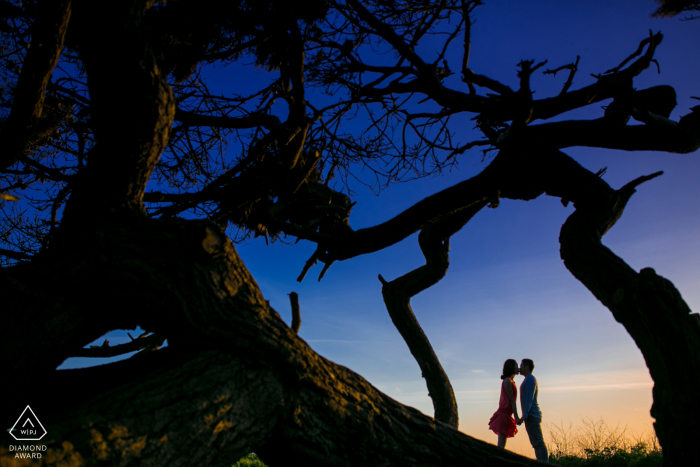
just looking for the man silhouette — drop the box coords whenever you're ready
[518,358,548,462]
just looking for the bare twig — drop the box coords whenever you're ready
[604,31,658,75]
[297,248,321,282]
[544,56,580,96]
[619,171,663,194]
[318,259,335,281]
[514,59,547,127]
[445,140,490,161]
[460,0,473,75]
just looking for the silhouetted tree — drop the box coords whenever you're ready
[1,1,698,466]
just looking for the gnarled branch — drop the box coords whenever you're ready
[559,171,700,465]
[378,201,487,428]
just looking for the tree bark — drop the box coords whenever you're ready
[559,173,700,466]
[1,216,543,467]
[2,346,544,467]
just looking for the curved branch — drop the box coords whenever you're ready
[378,201,487,428]
[303,147,611,269]
[317,172,492,262]
[559,171,700,465]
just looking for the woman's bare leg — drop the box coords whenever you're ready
[497,433,507,449]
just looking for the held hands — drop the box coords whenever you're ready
[516,417,524,426]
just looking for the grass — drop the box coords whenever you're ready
[546,417,662,466]
[231,418,663,466]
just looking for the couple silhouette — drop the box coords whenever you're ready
[488,358,548,462]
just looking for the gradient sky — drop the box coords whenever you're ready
[57,0,700,459]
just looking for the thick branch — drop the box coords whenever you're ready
[523,106,700,153]
[143,191,196,203]
[17,349,286,467]
[0,217,268,374]
[321,175,491,261]
[461,69,515,97]
[15,341,544,467]
[303,147,611,269]
[63,0,175,217]
[379,202,487,428]
[2,215,543,467]
[559,172,700,465]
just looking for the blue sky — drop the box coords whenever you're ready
[58,0,700,458]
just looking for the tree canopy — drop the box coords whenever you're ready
[1,1,699,466]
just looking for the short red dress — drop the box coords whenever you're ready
[488,379,518,437]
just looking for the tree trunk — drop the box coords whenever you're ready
[64,0,175,217]
[1,216,543,467]
[559,174,700,466]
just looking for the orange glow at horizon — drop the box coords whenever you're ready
[457,369,655,459]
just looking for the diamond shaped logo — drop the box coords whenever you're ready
[9,406,46,441]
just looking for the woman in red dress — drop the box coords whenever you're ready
[488,359,521,449]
